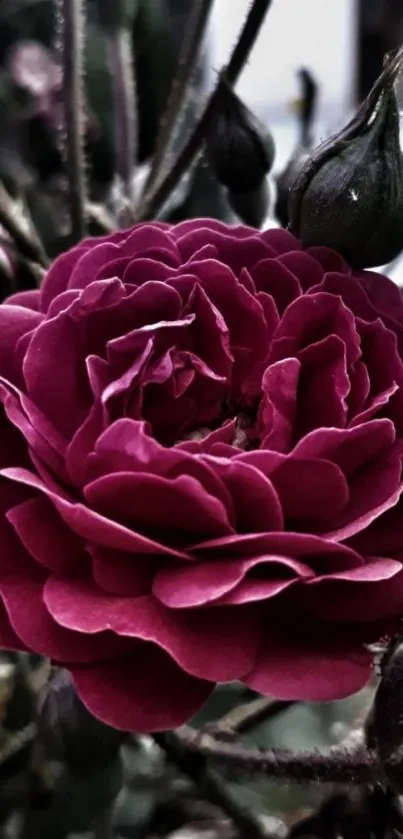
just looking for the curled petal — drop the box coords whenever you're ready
[44,579,261,682]
[245,627,372,701]
[0,574,134,662]
[72,646,213,732]
[153,554,312,608]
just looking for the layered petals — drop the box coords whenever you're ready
[0,219,401,731]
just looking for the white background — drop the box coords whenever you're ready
[210,0,357,121]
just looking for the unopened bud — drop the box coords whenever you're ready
[228,180,270,228]
[289,50,403,268]
[275,150,310,228]
[206,79,275,194]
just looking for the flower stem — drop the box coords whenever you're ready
[211,697,297,737]
[138,0,274,221]
[177,726,381,785]
[56,0,87,242]
[139,0,215,205]
[106,27,137,227]
[225,0,271,84]
[154,732,268,839]
[0,183,49,269]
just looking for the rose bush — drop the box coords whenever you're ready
[0,219,402,731]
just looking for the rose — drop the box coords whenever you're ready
[0,218,402,732]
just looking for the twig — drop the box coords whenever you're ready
[0,236,46,286]
[85,202,115,234]
[106,27,137,226]
[0,185,49,268]
[211,698,297,736]
[138,0,274,220]
[56,0,87,242]
[0,723,36,768]
[177,726,382,785]
[139,0,215,205]
[225,0,272,84]
[154,732,268,839]
[17,258,46,287]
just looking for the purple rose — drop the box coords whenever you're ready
[0,218,402,731]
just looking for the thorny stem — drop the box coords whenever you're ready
[154,732,268,839]
[225,0,272,84]
[106,28,137,226]
[0,723,36,768]
[177,726,382,785]
[138,0,274,221]
[56,0,87,242]
[0,184,48,269]
[212,697,297,736]
[140,0,216,205]
[0,236,45,288]
[85,202,115,234]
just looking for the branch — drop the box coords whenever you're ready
[177,726,381,786]
[211,697,297,737]
[56,0,87,242]
[138,0,274,220]
[139,0,215,204]
[106,27,137,226]
[85,202,115,233]
[154,731,268,839]
[0,184,49,268]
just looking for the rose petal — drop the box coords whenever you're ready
[44,579,260,682]
[40,245,88,311]
[301,560,403,621]
[7,496,84,573]
[269,456,349,524]
[1,467,190,558]
[293,419,396,473]
[91,546,155,596]
[84,471,233,539]
[72,646,213,732]
[5,290,40,311]
[0,574,134,662]
[153,554,312,608]
[258,358,300,452]
[207,458,284,531]
[245,627,372,700]
[192,531,362,571]
[0,305,42,383]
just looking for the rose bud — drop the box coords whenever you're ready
[37,668,124,769]
[275,150,310,228]
[289,49,403,268]
[228,180,271,228]
[206,79,275,226]
[275,68,318,228]
[372,634,403,793]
